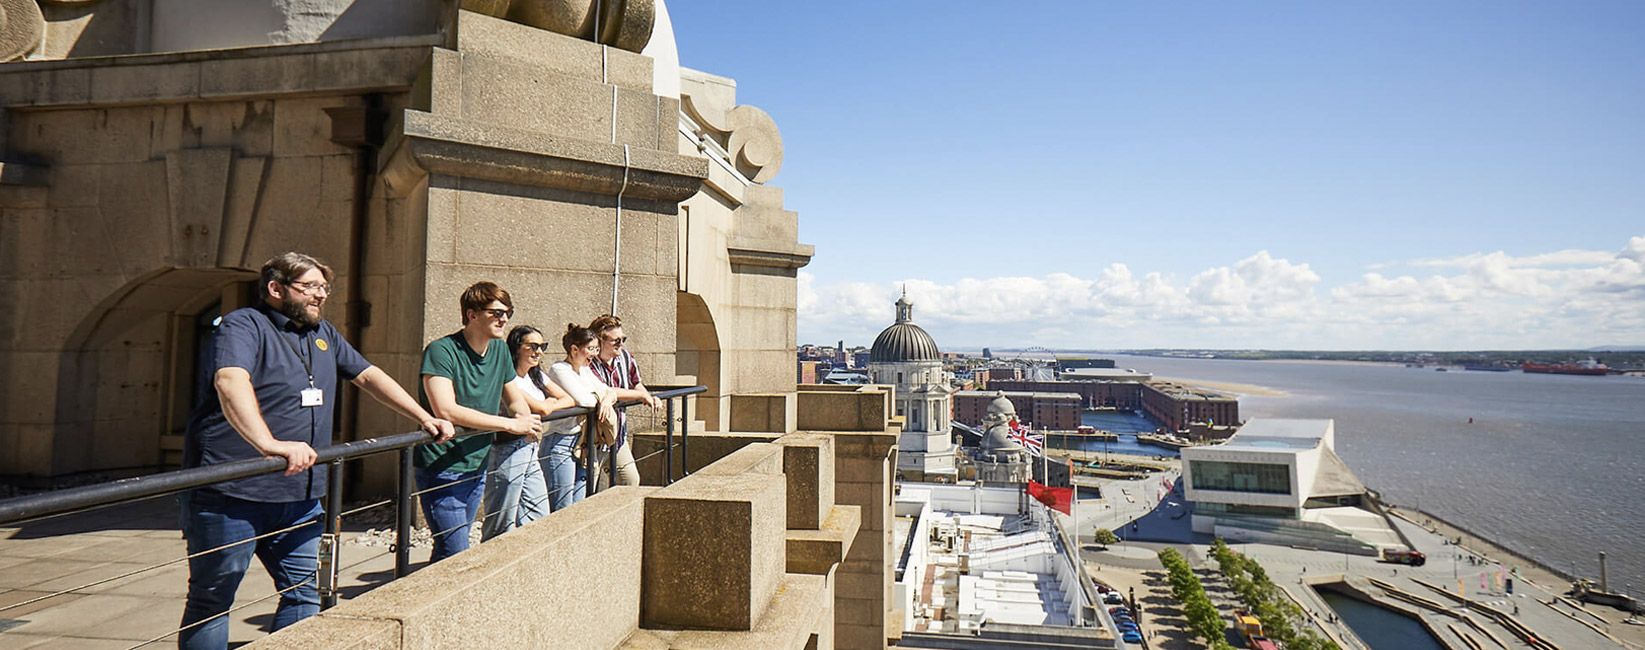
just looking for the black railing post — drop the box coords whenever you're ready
[394,447,413,578]
[664,397,675,485]
[584,411,599,498]
[321,460,344,609]
[681,394,690,478]
[609,409,621,488]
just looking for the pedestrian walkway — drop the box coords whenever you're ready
[1,495,409,648]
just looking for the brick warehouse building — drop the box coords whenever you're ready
[953,390,1081,431]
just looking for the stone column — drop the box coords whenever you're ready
[830,430,898,649]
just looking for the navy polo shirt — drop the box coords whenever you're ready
[184,304,371,502]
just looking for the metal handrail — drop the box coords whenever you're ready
[0,385,706,526]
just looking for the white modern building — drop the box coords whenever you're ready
[1182,418,1402,554]
[870,293,958,483]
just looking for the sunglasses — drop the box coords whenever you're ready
[521,342,552,353]
[602,336,628,345]
[480,308,514,320]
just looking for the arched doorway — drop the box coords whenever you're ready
[675,291,723,431]
[52,268,258,475]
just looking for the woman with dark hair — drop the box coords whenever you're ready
[479,325,575,540]
[544,323,615,510]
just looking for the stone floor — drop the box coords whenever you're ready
[0,495,414,649]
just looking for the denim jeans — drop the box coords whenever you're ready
[415,466,485,563]
[479,437,549,541]
[179,491,323,650]
[540,433,586,512]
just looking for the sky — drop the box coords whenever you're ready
[668,2,1645,351]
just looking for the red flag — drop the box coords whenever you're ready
[1028,480,1073,515]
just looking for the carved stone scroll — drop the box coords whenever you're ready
[0,0,46,62]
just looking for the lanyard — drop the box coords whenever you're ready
[264,310,316,388]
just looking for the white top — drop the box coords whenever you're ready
[546,361,612,436]
[511,373,547,402]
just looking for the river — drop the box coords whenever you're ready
[1046,354,1645,594]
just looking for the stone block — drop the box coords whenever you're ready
[321,487,653,649]
[448,181,617,271]
[834,621,887,650]
[454,9,653,91]
[688,440,783,478]
[255,613,399,649]
[96,160,171,278]
[459,52,613,141]
[46,164,100,209]
[413,47,462,114]
[164,148,232,269]
[728,392,794,434]
[200,52,316,98]
[88,62,200,105]
[624,573,829,650]
[777,433,835,530]
[786,505,860,575]
[615,87,661,150]
[797,391,890,432]
[273,96,360,157]
[629,430,779,483]
[642,473,785,630]
[425,181,456,263]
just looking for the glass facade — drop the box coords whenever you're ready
[1195,502,1296,517]
[1189,460,1292,495]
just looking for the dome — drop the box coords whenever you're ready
[870,323,941,363]
[870,292,941,363]
[986,393,1016,418]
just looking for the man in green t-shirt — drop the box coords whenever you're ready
[416,281,542,562]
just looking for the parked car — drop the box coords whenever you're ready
[1108,606,1131,616]
[1121,630,1144,644]
[1103,592,1126,604]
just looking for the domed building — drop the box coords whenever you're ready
[869,292,957,483]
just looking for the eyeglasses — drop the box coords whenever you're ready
[287,281,331,296]
[521,342,552,353]
[481,308,514,320]
[602,336,628,346]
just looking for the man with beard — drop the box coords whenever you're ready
[180,252,455,649]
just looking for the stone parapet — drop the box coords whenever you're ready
[729,392,797,435]
[796,385,894,432]
[257,486,655,649]
[252,424,891,650]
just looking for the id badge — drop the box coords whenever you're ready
[300,387,324,408]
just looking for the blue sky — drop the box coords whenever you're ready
[669,2,1645,350]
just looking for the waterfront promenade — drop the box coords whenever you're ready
[1063,462,1640,649]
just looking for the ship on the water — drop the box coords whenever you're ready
[1461,363,1512,372]
[1522,359,1612,376]
[1138,432,1192,449]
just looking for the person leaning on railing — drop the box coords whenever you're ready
[588,314,662,488]
[544,323,618,509]
[416,282,544,563]
[477,324,579,539]
[179,252,455,650]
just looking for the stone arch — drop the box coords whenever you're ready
[51,267,258,476]
[675,290,722,431]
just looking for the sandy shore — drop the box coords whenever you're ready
[1152,375,1289,398]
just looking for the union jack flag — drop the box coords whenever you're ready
[1008,418,1044,457]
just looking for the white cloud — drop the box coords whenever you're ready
[798,237,1645,349]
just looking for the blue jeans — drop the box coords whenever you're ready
[540,433,586,512]
[415,466,485,563]
[480,438,549,541]
[179,491,323,650]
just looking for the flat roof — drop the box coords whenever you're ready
[1196,418,1330,453]
[955,390,1082,401]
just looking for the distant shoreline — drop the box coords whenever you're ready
[1152,375,1289,398]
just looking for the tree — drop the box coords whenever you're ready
[1092,528,1119,547]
